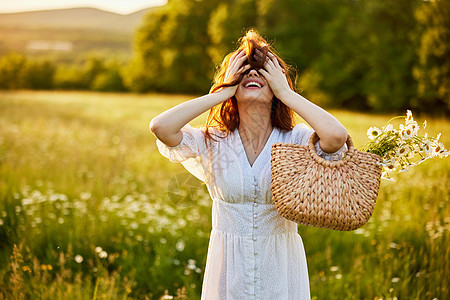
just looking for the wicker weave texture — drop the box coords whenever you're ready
[270,133,382,231]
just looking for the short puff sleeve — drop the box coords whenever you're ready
[156,123,207,182]
[290,123,347,161]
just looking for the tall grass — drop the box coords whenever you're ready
[0,91,448,299]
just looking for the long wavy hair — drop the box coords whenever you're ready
[205,29,296,142]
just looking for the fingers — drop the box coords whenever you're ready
[225,50,247,81]
[258,68,269,78]
[238,64,251,74]
[267,52,280,67]
[230,50,245,67]
[264,52,287,77]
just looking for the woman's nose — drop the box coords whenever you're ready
[247,69,260,77]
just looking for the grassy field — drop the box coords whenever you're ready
[0,91,448,299]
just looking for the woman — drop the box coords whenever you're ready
[150,30,348,299]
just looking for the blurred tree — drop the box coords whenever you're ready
[257,0,337,71]
[26,60,56,90]
[0,53,29,89]
[413,0,450,114]
[54,64,87,90]
[361,0,421,112]
[83,57,106,89]
[0,53,55,90]
[310,0,370,109]
[207,0,258,66]
[126,0,222,93]
[311,0,422,112]
[92,64,126,92]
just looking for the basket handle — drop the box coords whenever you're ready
[307,132,355,165]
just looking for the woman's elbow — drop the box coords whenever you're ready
[333,127,348,148]
[321,128,348,153]
[149,117,162,136]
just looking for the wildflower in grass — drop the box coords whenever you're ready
[74,255,83,263]
[176,239,185,252]
[41,264,53,271]
[22,266,32,273]
[99,251,108,259]
[362,110,449,180]
[391,277,400,283]
[330,266,339,272]
[95,246,102,253]
[367,127,381,140]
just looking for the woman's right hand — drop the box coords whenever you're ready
[221,50,251,96]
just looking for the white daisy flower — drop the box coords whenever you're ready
[383,159,397,172]
[422,139,432,156]
[432,142,446,157]
[399,124,413,140]
[408,121,419,135]
[367,127,382,140]
[405,110,414,124]
[396,145,410,157]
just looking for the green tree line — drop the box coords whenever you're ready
[0,0,448,113]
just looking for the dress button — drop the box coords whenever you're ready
[253,236,257,241]
[253,202,258,207]
[253,213,257,218]
[253,224,258,229]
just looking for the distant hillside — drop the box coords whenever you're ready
[0,7,158,60]
[0,7,154,33]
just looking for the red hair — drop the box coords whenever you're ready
[205,29,296,142]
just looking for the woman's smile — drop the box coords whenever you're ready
[242,78,264,89]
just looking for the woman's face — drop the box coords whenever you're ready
[234,68,274,105]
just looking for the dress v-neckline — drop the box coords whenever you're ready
[236,127,275,169]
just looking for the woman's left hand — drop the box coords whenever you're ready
[258,52,292,99]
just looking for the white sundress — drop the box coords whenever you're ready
[156,123,346,300]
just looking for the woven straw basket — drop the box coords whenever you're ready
[270,132,382,231]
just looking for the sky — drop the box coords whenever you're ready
[0,0,168,15]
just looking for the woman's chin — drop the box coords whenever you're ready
[236,89,273,104]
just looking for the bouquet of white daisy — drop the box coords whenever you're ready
[361,110,449,181]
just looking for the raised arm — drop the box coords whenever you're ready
[150,51,250,147]
[259,52,348,153]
